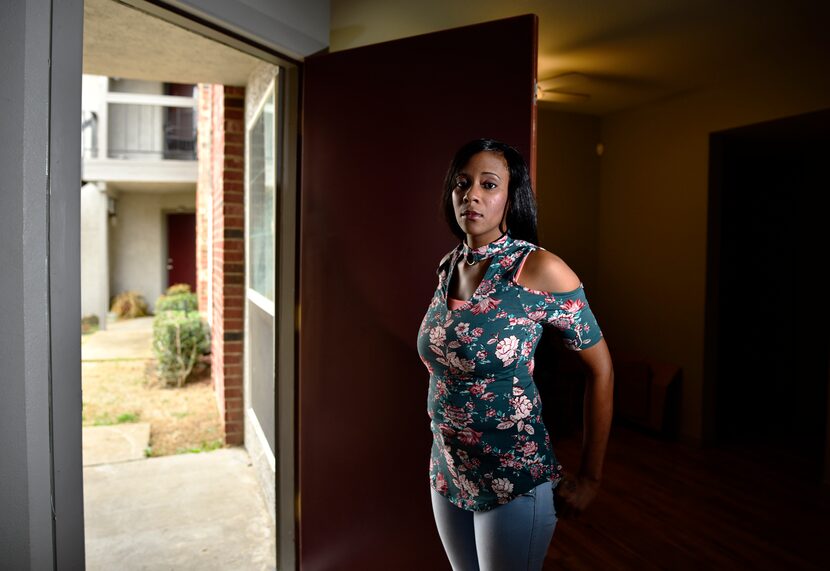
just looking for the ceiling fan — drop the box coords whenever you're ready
[536,72,591,102]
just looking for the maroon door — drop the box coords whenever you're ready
[166,213,196,292]
[300,15,538,569]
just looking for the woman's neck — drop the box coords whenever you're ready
[465,228,507,249]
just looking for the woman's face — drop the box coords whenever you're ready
[452,151,510,247]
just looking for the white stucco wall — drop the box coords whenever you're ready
[109,190,196,312]
[80,182,110,326]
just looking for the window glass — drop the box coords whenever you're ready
[248,89,275,302]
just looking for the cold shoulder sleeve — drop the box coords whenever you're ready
[510,249,603,351]
[530,285,603,350]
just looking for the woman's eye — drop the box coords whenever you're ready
[482,182,497,190]
[454,179,469,190]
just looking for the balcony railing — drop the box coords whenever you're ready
[82,92,198,161]
[81,110,99,159]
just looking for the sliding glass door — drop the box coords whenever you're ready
[245,76,277,471]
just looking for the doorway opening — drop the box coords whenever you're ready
[705,108,830,488]
[79,0,297,567]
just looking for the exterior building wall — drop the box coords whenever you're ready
[109,190,196,312]
[196,90,212,316]
[81,74,108,159]
[80,182,110,326]
[197,84,246,445]
[107,79,165,160]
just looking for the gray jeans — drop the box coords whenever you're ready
[430,481,558,571]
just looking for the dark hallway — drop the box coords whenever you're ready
[711,109,830,485]
[542,109,830,570]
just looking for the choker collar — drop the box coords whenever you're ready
[461,230,512,265]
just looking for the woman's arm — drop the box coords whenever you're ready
[517,249,615,517]
[566,338,614,516]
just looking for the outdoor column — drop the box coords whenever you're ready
[81,182,111,330]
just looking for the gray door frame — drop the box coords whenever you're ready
[0,0,85,567]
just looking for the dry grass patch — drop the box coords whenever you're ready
[82,359,224,457]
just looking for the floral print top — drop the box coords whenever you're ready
[417,231,603,511]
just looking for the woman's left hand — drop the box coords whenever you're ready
[553,473,600,519]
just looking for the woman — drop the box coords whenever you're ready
[417,138,614,570]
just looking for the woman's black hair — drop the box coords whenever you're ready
[442,138,539,245]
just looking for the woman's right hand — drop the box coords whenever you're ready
[554,473,600,519]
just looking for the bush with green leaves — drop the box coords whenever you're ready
[155,291,198,313]
[152,310,210,387]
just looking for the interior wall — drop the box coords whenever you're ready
[535,108,601,291]
[597,64,830,442]
[110,190,196,311]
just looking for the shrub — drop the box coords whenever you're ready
[81,314,100,335]
[111,291,149,319]
[152,310,210,387]
[155,292,198,313]
[165,283,192,296]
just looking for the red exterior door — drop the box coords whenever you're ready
[166,213,196,292]
[300,15,538,569]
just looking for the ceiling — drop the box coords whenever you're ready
[84,0,829,116]
[83,0,262,86]
[330,0,830,115]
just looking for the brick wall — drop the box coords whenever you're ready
[196,84,246,445]
[196,86,211,314]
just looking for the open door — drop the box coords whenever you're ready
[300,15,538,568]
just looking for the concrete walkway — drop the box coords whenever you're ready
[83,422,152,466]
[84,448,276,570]
[82,315,154,361]
[82,317,276,570]
[82,316,155,466]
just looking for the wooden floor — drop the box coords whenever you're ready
[545,423,830,570]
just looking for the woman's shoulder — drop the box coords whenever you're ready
[515,246,582,293]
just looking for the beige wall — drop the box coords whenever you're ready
[596,65,830,442]
[535,109,602,291]
[110,190,196,311]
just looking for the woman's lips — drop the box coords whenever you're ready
[462,211,483,220]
